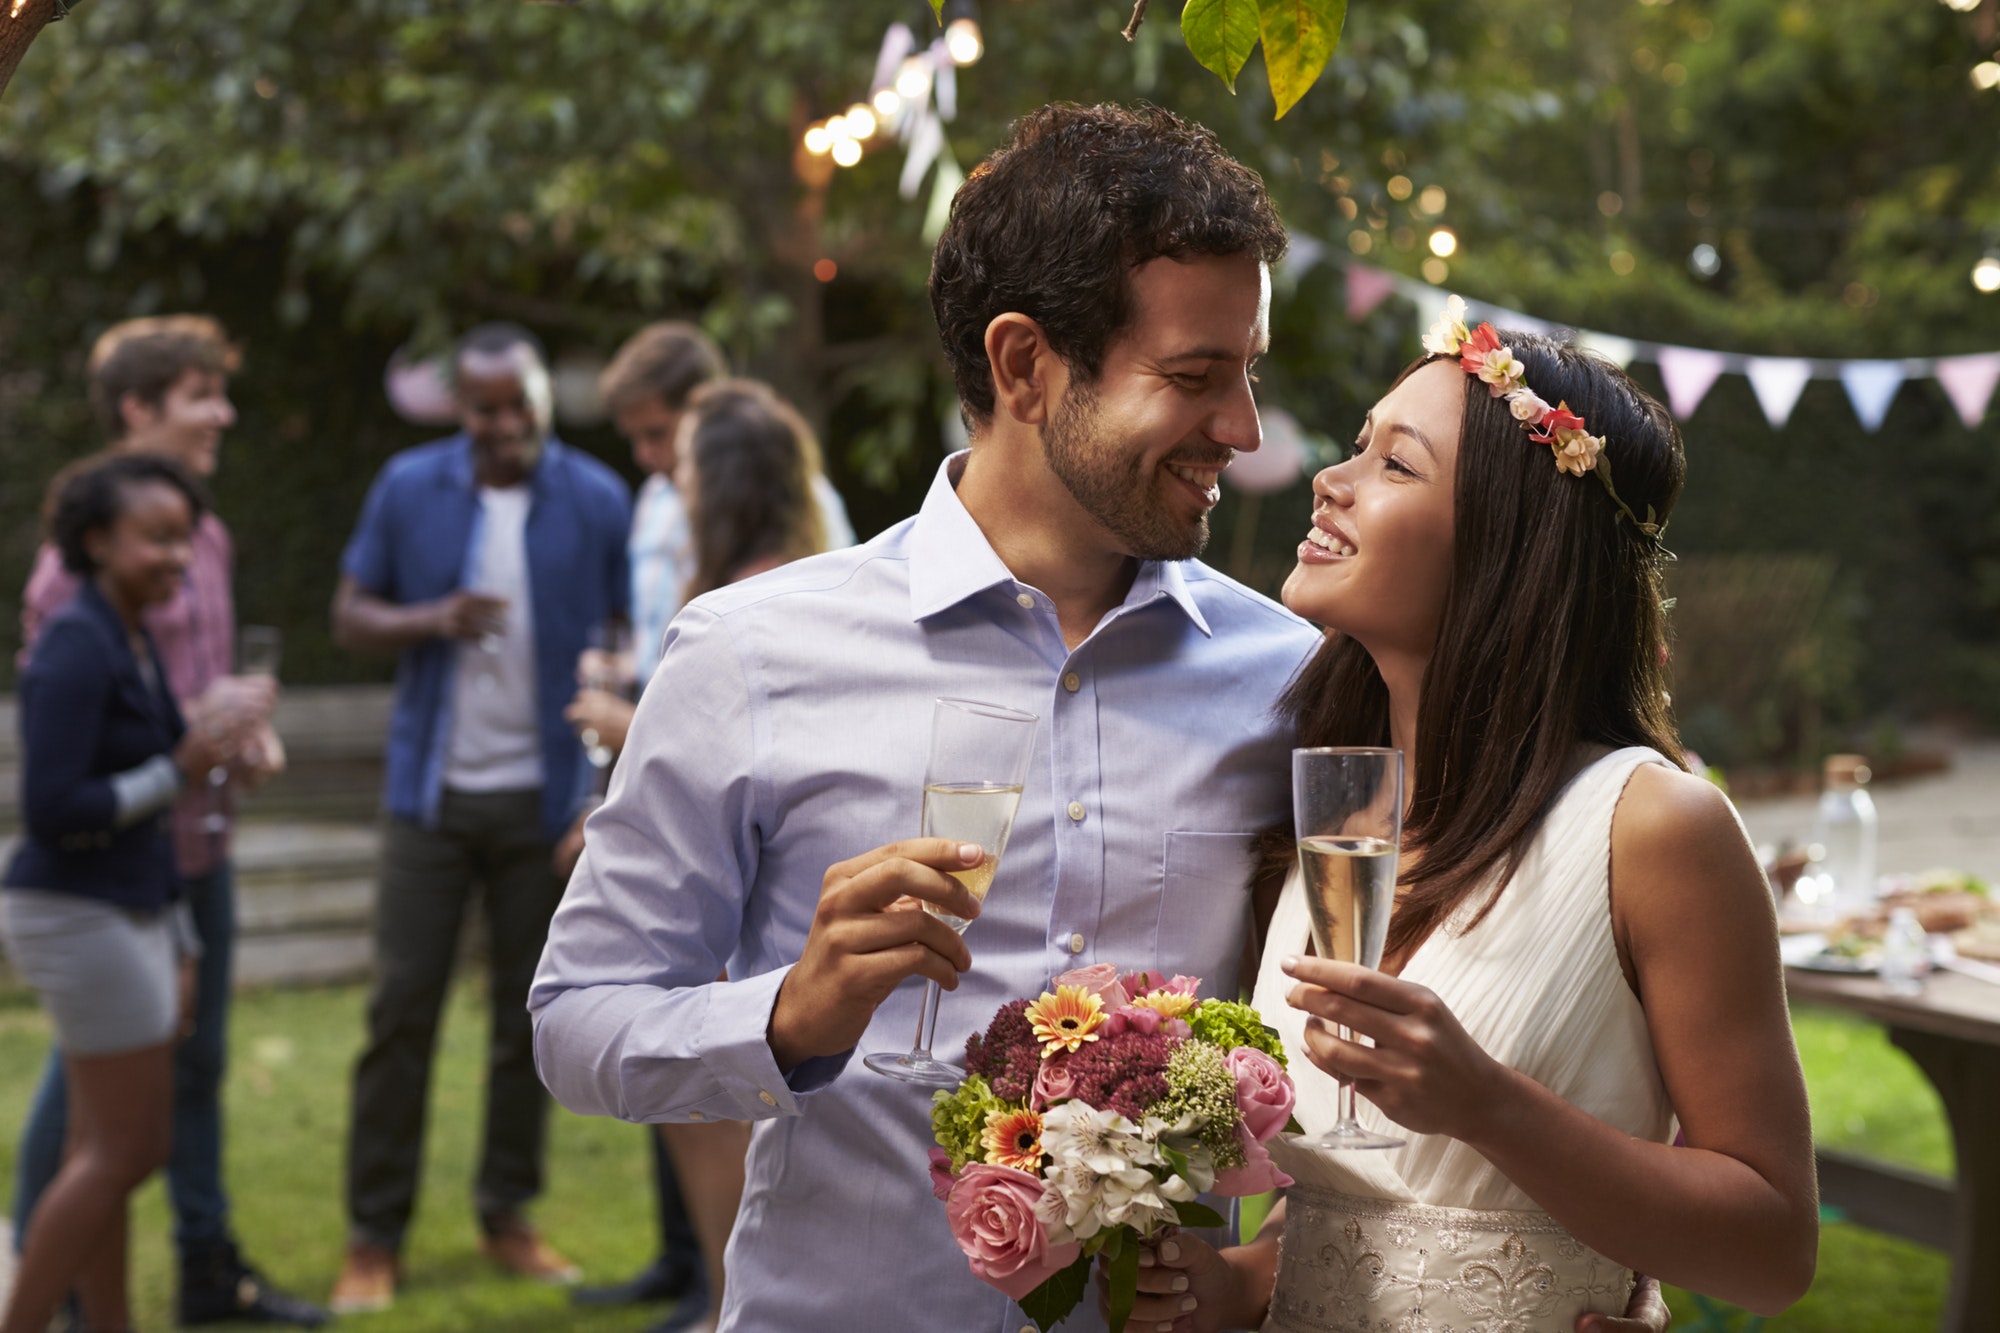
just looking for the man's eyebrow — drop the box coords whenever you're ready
[1387,422,1437,458]
[1156,343,1268,367]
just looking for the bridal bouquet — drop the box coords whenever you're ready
[928,965,1297,1333]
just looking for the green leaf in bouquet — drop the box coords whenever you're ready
[1016,1251,1091,1333]
[1285,1114,1305,1136]
[1180,0,1258,93]
[1172,1199,1227,1230]
[1106,1229,1141,1333]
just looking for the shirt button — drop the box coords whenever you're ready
[1067,801,1086,822]
[758,1090,778,1107]
[1062,672,1081,693]
[1068,933,1086,955]
[1015,592,1036,609]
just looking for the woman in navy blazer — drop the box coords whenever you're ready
[1,455,244,1333]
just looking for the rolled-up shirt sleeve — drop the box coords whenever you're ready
[530,603,845,1125]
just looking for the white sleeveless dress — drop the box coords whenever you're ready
[1249,747,1680,1333]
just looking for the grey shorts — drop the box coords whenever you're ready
[0,889,190,1056]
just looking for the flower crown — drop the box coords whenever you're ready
[1421,296,1664,541]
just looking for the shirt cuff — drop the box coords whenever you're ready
[111,754,184,830]
[696,963,854,1119]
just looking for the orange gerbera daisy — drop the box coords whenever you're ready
[981,1106,1045,1172]
[1025,985,1106,1055]
[1130,989,1197,1021]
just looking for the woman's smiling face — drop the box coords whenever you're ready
[1281,360,1463,661]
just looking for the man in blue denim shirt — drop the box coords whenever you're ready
[329,323,629,1312]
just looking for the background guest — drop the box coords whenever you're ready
[1,456,250,1333]
[10,316,318,1327]
[327,322,631,1313]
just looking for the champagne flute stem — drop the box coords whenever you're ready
[1339,1022,1359,1127]
[911,978,944,1059]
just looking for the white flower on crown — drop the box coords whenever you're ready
[1475,345,1527,395]
[1420,295,1470,356]
[1506,387,1553,424]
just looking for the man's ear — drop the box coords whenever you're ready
[984,313,1061,428]
[118,389,159,439]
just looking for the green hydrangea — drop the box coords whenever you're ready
[1187,998,1287,1066]
[1152,1040,1244,1170]
[932,1075,1007,1171]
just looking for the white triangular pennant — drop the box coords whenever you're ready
[1745,357,1814,429]
[1838,361,1906,434]
[1936,353,2000,429]
[1656,346,1727,419]
[899,109,943,200]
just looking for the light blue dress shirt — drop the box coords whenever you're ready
[531,454,1319,1333]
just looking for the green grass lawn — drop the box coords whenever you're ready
[0,987,1960,1331]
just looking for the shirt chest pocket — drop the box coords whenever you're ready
[1153,831,1257,997]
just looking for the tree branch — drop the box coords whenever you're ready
[1120,0,1149,42]
[0,0,65,102]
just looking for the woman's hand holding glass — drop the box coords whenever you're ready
[1280,956,1507,1143]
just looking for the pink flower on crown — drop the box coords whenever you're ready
[1460,325,1525,396]
[1506,387,1552,425]
[1527,402,1588,445]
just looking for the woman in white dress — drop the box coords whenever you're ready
[1118,312,1818,1332]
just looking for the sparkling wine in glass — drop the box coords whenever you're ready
[205,626,283,836]
[579,622,635,773]
[865,697,1038,1087]
[1292,746,1406,1151]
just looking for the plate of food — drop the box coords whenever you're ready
[1780,931,1881,974]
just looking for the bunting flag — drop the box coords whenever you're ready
[1838,361,1907,434]
[1345,264,1397,321]
[1657,347,1728,420]
[1745,358,1814,430]
[1936,354,2000,430]
[1333,262,2000,436]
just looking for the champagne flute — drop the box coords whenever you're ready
[579,622,635,773]
[1291,746,1406,1151]
[204,626,283,836]
[865,697,1038,1087]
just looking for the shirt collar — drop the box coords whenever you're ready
[443,432,563,495]
[906,452,1212,637]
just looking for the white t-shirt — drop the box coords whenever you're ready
[444,485,544,792]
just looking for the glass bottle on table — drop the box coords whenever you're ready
[1812,754,1878,917]
[866,696,1039,1087]
[1291,745,1405,1151]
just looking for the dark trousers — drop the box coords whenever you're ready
[648,1126,699,1268]
[11,862,238,1257]
[345,788,563,1251]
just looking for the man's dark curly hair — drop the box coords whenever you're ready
[52,453,208,577]
[929,103,1288,425]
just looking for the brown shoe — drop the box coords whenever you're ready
[328,1242,398,1315]
[481,1220,582,1285]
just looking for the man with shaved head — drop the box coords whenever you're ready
[329,323,631,1312]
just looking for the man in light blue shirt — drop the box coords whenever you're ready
[531,105,1311,1331]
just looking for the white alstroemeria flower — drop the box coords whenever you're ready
[1420,295,1470,356]
[1477,346,1526,394]
[1507,388,1552,424]
[1041,1102,1150,1175]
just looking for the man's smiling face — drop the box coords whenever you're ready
[1040,252,1270,562]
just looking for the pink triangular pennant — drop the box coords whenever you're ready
[1656,346,1727,420]
[1345,264,1397,322]
[1936,353,2000,429]
[1744,357,1814,430]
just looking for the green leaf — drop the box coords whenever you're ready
[1254,0,1345,119]
[929,0,944,20]
[1172,1199,1228,1230]
[1180,0,1259,94]
[1106,1231,1142,1333]
[1015,1252,1092,1333]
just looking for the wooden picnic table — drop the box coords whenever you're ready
[1785,965,2000,1333]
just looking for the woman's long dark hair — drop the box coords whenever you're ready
[683,379,828,600]
[1277,333,1688,959]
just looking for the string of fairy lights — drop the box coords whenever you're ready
[800,16,984,172]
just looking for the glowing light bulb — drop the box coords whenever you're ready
[945,18,983,66]
[873,88,903,117]
[825,114,852,142]
[1974,255,2000,294]
[895,56,932,102]
[831,138,863,168]
[845,104,878,139]
[1940,0,1980,12]
[1427,228,1458,258]
[803,125,832,155]
[1974,62,2000,91]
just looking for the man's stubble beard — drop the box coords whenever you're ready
[1041,380,1210,563]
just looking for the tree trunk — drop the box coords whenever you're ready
[0,0,63,102]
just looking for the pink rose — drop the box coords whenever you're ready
[1032,1054,1077,1108]
[946,1164,1082,1301]
[1212,1125,1294,1197]
[1105,1004,1164,1037]
[1053,963,1130,1010]
[929,1147,958,1202]
[1121,968,1166,997]
[1225,1047,1295,1143]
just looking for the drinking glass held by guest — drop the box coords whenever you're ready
[327,322,631,1314]
[0,456,253,1333]
[10,315,317,1328]
[560,378,832,1333]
